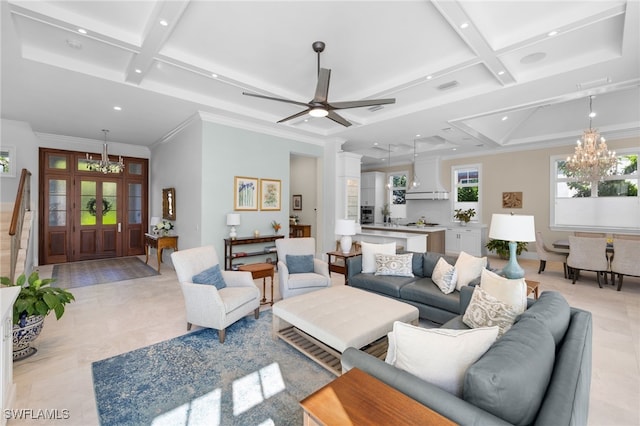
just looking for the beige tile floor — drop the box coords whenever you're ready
[7,255,640,425]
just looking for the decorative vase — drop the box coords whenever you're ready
[13,314,46,361]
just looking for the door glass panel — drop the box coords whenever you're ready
[48,179,66,226]
[128,162,143,175]
[81,181,97,225]
[48,155,67,170]
[102,182,117,225]
[128,183,142,224]
[78,158,94,171]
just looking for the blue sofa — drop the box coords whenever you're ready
[346,251,484,324]
[342,289,593,426]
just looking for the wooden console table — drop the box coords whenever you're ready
[223,235,285,270]
[301,368,456,426]
[290,224,311,238]
[145,233,179,272]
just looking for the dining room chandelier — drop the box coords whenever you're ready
[565,96,616,183]
[86,129,124,174]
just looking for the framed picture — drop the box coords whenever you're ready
[234,176,258,211]
[502,191,523,208]
[0,146,16,178]
[260,178,281,211]
[162,187,176,220]
[292,194,302,210]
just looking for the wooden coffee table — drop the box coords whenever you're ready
[300,368,456,426]
[238,263,274,305]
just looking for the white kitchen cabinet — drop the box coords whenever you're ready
[360,188,375,206]
[360,172,386,222]
[337,152,362,222]
[445,226,487,257]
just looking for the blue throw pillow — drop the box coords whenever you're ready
[192,264,227,290]
[286,254,314,274]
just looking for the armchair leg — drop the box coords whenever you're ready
[254,307,260,319]
[617,274,624,291]
[187,322,192,331]
[538,260,546,274]
[563,263,567,279]
[571,268,579,284]
[218,328,226,343]
[596,272,603,288]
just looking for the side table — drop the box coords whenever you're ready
[238,263,274,305]
[145,233,179,273]
[525,279,540,300]
[326,250,361,285]
[300,368,456,426]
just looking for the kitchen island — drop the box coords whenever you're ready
[360,224,446,253]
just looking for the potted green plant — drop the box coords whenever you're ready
[453,208,476,225]
[486,239,529,259]
[1,271,75,360]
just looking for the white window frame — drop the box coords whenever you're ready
[387,170,408,219]
[451,164,481,223]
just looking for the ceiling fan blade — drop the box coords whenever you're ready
[327,110,352,127]
[277,109,312,123]
[312,68,331,103]
[243,92,310,108]
[329,98,396,110]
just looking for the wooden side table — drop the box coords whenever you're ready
[301,368,456,426]
[326,250,361,285]
[238,263,274,305]
[525,279,540,299]
[145,233,179,273]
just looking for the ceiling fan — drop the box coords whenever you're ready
[242,41,395,127]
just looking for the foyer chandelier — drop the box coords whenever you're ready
[565,96,616,183]
[410,139,420,188]
[86,130,124,174]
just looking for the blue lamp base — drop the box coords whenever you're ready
[500,241,525,279]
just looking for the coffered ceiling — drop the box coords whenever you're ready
[2,1,639,167]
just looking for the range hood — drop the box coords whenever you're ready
[406,157,450,200]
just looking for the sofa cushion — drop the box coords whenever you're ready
[192,264,227,290]
[432,257,458,294]
[463,286,520,337]
[375,253,414,277]
[454,251,487,290]
[399,278,460,313]
[286,254,314,274]
[349,273,416,298]
[361,241,396,273]
[385,321,498,396]
[422,252,458,277]
[518,291,570,346]
[408,251,424,277]
[463,316,556,426]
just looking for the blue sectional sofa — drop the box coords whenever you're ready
[346,251,484,324]
[342,289,593,426]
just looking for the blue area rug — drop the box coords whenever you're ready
[92,310,334,425]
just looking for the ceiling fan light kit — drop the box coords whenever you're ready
[243,41,395,127]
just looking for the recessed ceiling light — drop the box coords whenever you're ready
[547,30,558,37]
[589,112,596,118]
[498,70,505,76]
[135,69,142,74]
[460,22,469,29]
[373,142,378,146]
[502,116,508,121]
[159,19,168,26]
[426,75,433,80]
[113,106,122,111]
[77,28,87,34]
[415,134,421,138]
[452,148,457,151]
[211,73,218,78]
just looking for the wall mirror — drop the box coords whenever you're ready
[162,187,176,220]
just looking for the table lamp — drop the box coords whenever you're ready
[226,213,240,239]
[488,213,536,279]
[150,216,160,234]
[335,219,356,254]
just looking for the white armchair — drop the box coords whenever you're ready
[171,245,260,343]
[275,237,330,299]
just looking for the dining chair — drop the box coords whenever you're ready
[567,236,609,288]
[611,238,640,291]
[535,231,568,278]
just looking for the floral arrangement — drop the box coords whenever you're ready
[271,220,281,234]
[454,208,476,223]
[154,220,174,234]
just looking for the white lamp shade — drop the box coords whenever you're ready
[489,214,536,242]
[150,216,161,227]
[226,213,240,226]
[335,219,356,236]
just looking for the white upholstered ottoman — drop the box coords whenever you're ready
[272,285,419,374]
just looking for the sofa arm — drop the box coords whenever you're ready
[313,258,330,279]
[346,256,363,280]
[341,348,511,426]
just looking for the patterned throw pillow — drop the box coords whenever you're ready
[432,257,458,294]
[192,264,227,290]
[374,253,414,277]
[463,286,520,337]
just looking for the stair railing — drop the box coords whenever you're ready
[8,168,31,282]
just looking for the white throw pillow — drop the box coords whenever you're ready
[480,268,528,314]
[454,251,487,290]
[384,321,498,396]
[432,257,457,294]
[361,241,396,273]
[375,253,414,277]
[463,286,520,337]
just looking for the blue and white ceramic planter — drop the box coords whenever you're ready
[13,315,45,361]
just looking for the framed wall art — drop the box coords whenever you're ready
[292,194,302,211]
[260,178,281,211]
[502,191,523,208]
[162,187,176,220]
[234,176,258,211]
[0,146,16,178]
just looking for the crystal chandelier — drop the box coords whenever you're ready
[410,139,420,188]
[565,96,616,184]
[86,129,124,174]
